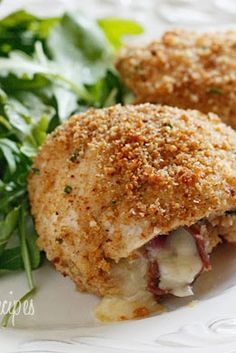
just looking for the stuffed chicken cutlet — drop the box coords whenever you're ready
[116,30,236,129]
[28,104,236,321]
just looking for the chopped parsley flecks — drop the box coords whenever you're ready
[163,123,173,129]
[207,87,223,95]
[70,149,80,163]
[64,185,73,194]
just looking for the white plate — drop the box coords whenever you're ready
[1,0,236,352]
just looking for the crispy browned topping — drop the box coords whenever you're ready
[28,104,236,296]
[116,30,236,128]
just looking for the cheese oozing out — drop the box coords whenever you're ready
[95,227,205,321]
[148,228,203,297]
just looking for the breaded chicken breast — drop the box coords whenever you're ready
[28,104,236,321]
[116,30,236,129]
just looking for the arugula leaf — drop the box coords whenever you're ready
[48,12,111,64]
[0,190,26,215]
[0,10,58,56]
[0,45,55,80]
[0,208,19,255]
[0,115,12,131]
[53,86,78,122]
[5,94,53,132]
[26,217,41,270]
[1,204,37,327]
[0,138,19,173]
[85,69,129,108]
[46,11,113,118]
[98,18,143,49]
[18,204,35,290]
[4,92,55,156]
[0,154,31,214]
[0,42,92,117]
[26,232,41,270]
[0,13,140,123]
[0,247,23,271]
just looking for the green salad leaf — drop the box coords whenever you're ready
[98,18,143,49]
[48,12,111,65]
[0,208,19,255]
[0,8,143,327]
[0,247,23,272]
[0,10,59,56]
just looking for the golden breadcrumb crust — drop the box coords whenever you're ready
[28,104,236,296]
[116,30,236,128]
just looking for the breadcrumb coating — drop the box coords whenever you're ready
[28,104,236,296]
[210,213,236,243]
[116,30,236,128]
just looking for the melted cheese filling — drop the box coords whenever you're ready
[95,227,204,321]
[148,228,203,296]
